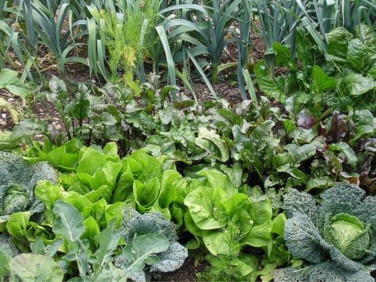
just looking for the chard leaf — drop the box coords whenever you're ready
[297,109,315,129]
[195,128,229,162]
[329,142,357,167]
[356,24,376,50]
[327,27,354,59]
[311,65,336,93]
[347,39,369,73]
[339,73,375,96]
[328,111,347,143]
[254,60,285,102]
[273,43,296,69]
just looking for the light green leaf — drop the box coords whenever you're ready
[53,200,85,242]
[184,187,227,230]
[339,73,375,96]
[0,69,18,86]
[9,254,63,282]
[134,178,161,211]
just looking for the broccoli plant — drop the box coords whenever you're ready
[115,208,188,281]
[0,152,57,228]
[274,183,376,281]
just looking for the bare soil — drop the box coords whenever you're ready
[153,258,207,282]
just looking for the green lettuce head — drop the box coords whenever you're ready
[274,183,376,281]
[0,152,57,228]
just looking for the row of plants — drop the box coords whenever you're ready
[1,141,375,280]
[1,0,375,101]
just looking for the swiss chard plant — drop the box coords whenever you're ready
[254,24,376,115]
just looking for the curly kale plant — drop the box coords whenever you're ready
[274,183,376,281]
[0,152,57,227]
[115,208,188,281]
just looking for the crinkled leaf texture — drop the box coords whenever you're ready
[150,242,188,272]
[0,233,19,258]
[282,183,376,280]
[0,152,57,225]
[121,208,178,243]
[118,208,188,281]
[273,262,373,282]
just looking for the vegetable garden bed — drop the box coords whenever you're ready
[0,0,375,281]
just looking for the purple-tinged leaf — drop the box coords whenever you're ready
[328,111,347,143]
[297,109,315,129]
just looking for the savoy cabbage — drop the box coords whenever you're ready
[0,152,57,227]
[115,208,188,282]
[0,233,19,258]
[274,183,376,281]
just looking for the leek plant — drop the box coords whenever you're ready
[297,0,376,54]
[31,1,88,74]
[157,0,241,100]
[255,0,302,72]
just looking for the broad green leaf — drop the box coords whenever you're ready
[9,254,63,282]
[93,219,121,267]
[184,187,227,230]
[0,250,9,278]
[254,60,285,102]
[199,169,237,197]
[47,146,79,171]
[0,69,18,86]
[311,65,336,93]
[35,181,64,210]
[82,217,100,244]
[105,202,125,227]
[123,234,170,274]
[195,127,229,162]
[202,230,239,256]
[339,73,375,96]
[62,191,94,218]
[113,162,134,202]
[5,85,29,98]
[134,178,161,211]
[271,213,286,236]
[245,196,273,247]
[306,176,334,192]
[347,39,369,73]
[327,27,354,59]
[273,43,296,69]
[329,142,357,167]
[53,200,85,242]
[6,212,30,239]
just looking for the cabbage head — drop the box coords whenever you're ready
[274,183,376,281]
[0,152,57,228]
